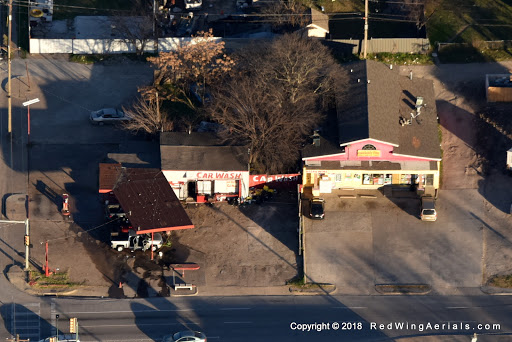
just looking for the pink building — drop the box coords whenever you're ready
[302,60,441,195]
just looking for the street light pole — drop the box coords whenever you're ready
[22,98,39,271]
[22,98,39,143]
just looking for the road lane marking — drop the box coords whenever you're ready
[80,339,155,342]
[224,321,253,324]
[68,309,195,314]
[81,322,201,328]
[446,307,469,309]
[219,307,251,311]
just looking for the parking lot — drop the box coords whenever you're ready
[303,62,512,295]
[303,190,485,295]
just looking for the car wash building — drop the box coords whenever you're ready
[160,132,250,202]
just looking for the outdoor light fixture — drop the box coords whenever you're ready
[22,98,40,107]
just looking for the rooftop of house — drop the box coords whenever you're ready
[487,74,512,88]
[304,60,441,160]
[160,132,249,171]
[309,8,329,32]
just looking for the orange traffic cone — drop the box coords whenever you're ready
[119,282,122,288]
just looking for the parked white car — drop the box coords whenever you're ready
[90,108,131,125]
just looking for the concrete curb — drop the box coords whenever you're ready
[375,284,432,295]
[288,284,336,295]
[480,286,512,295]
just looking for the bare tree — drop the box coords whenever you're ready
[112,0,154,55]
[122,96,173,134]
[208,34,339,173]
[262,0,310,29]
[402,0,426,29]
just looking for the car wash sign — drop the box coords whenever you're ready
[196,171,243,179]
[250,174,301,188]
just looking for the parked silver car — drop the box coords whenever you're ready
[420,196,437,221]
[90,108,131,125]
[163,331,207,342]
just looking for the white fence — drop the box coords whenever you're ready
[329,38,431,54]
[30,36,430,55]
[29,37,223,54]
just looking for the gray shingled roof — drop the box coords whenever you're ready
[160,132,225,146]
[395,77,441,159]
[310,8,329,32]
[335,60,440,160]
[337,60,400,145]
[160,132,248,171]
[302,134,343,159]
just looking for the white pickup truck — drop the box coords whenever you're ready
[111,230,163,252]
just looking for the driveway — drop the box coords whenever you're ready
[304,190,484,295]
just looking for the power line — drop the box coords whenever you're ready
[43,217,121,243]
[12,0,132,12]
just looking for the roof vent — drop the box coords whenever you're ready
[413,96,426,117]
[312,131,321,147]
[399,116,412,126]
[389,64,393,70]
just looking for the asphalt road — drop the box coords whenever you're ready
[2,295,512,342]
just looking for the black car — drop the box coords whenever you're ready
[309,198,325,219]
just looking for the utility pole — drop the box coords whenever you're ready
[153,0,157,52]
[7,0,13,134]
[25,62,31,92]
[363,0,368,59]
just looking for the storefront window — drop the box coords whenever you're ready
[363,174,372,185]
[362,174,386,185]
[400,174,412,185]
[425,174,434,186]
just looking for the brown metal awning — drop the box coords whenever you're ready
[99,163,194,233]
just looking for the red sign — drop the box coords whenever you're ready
[196,172,243,179]
[249,174,301,187]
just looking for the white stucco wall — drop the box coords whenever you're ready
[162,170,250,199]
